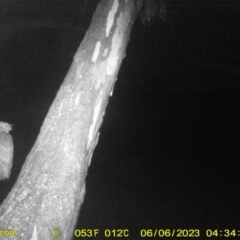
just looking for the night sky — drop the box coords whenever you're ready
[0,1,240,238]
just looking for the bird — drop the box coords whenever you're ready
[0,121,14,181]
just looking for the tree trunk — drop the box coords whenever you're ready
[0,0,142,239]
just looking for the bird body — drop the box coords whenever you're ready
[0,122,14,180]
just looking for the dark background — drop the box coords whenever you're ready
[0,0,240,238]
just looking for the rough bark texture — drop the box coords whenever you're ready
[0,0,141,239]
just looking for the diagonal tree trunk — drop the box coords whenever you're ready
[0,0,142,239]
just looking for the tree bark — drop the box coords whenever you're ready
[0,0,142,239]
